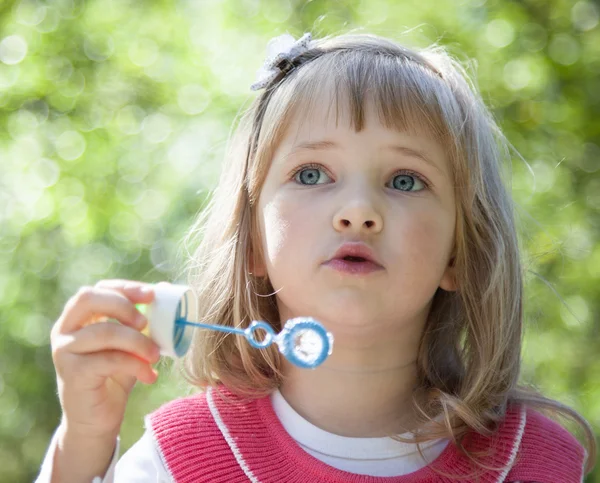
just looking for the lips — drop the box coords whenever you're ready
[329,243,383,267]
[322,243,384,275]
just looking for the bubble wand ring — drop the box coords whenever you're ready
[138,284,333,369]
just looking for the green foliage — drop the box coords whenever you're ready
[0,0,598,480]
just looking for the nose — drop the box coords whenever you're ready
[333,197,383,234]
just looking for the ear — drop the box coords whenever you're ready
[439,257,457,292]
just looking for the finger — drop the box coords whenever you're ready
[54,322,161,364]
[73,350,159,386]
[94,279,155,304]
[56,286,148,334]
[93,281,156,327]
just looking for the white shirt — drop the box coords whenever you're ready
[270,389,449,477]
[36,390,450,482]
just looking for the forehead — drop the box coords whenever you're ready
[273,88,449,175]
[281,90,426,141]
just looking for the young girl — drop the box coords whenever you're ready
[37,32,596,482]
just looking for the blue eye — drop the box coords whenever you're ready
[388,172,427,192]
[293,166,332,185]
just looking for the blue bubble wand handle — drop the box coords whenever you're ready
[177,318,333,369]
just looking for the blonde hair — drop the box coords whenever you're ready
[176,32,596,478]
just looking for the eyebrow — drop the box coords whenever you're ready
[283,140,443,173]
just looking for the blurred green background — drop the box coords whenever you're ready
[0,0,598,481]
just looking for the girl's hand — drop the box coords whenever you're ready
[51,279,161,441]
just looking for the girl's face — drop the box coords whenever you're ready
[255,99,456,342]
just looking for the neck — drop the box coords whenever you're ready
[279,328,425,438]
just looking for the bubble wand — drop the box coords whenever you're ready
[136,283,333,369]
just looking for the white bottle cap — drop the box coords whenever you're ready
[145,282,197,358]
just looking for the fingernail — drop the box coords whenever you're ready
[140,286,153,295]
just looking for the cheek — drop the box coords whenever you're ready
[260,197,306,258]
[260,195,317,270]
[261,200,290,263]
[391,204,454,263]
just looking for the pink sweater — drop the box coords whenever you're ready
[147,386,586,482]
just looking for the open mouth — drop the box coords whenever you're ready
[325,252,383,275]
[342,256,368,262]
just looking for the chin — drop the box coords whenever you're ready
[316,301,383,329]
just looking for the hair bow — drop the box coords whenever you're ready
[250,32,312,91]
